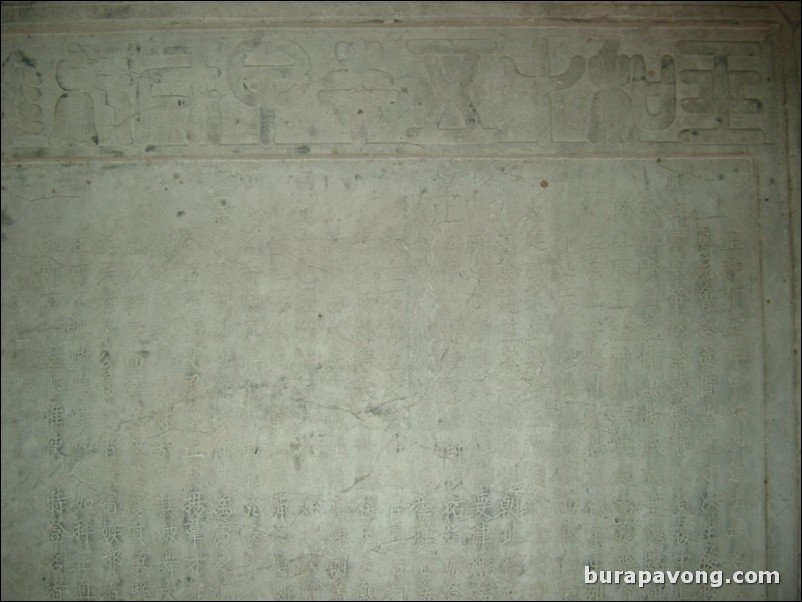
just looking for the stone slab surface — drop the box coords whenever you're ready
[1,2,799,600]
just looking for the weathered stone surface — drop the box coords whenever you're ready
[1,2,799,600]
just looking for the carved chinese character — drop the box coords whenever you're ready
[406,39,498,141]
[1,49,46,147]
[227,38,311,144]
[587,41,676,142]
[49,44,133,147]
[130,43,225,146]
[677,40,771,142]
[318,39,400,143]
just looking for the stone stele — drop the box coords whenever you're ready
[1,2,799,600]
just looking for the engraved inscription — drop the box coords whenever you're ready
[1,28,777,157]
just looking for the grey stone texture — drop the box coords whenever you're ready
[1,2,799,600]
